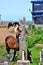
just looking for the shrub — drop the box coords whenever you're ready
[26,34,43,48]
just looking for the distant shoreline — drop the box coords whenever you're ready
[0,20,32,24]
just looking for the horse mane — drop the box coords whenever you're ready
[13,22,20,27]
[8,22,20,29]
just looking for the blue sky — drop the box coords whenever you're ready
[0,0,32,21]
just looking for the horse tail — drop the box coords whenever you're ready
[6,43,10,54]
[5,37,10,54]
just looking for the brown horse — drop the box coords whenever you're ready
[5,24,21,61]
[5,22,33,62]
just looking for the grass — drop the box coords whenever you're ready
[0,43,20,65]
[0,43,43,65]
[29,46,43,65]
[0,43,7,58]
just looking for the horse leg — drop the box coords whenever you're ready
[6,43,10,54]
[12,48,19,61]
[12,49,16,61]
[6,47,10,54]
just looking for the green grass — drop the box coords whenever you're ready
[0,43,43,65]
[0,47,7,58]
[0,43,19,65]
[0,44,7,58]
[29,47,43,65]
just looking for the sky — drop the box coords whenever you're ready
[0,0,32,21]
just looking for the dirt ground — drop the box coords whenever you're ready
[0,27,15,44]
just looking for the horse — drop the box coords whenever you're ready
[5,21,33,62]
[5,24,21,61]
